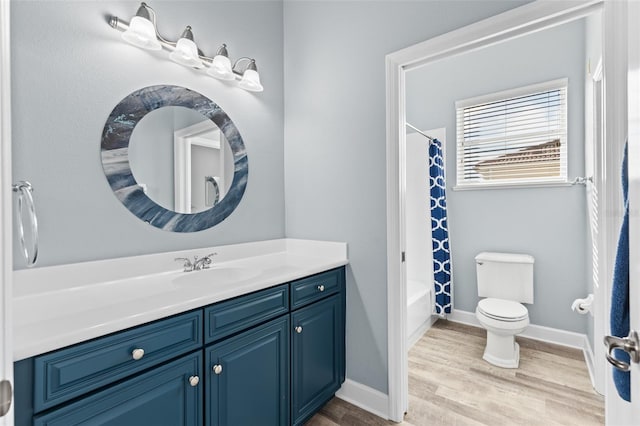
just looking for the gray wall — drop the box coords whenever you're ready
[11,0,285,269]
[406,20,589,334]
[283,0,531,395]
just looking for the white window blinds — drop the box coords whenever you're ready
[455,79,568,188]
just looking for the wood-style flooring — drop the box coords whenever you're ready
[307,320,604,426]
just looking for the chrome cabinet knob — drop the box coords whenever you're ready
[213,364,223,375]
[295,326,303,334]
[317,284,325,292]
[131,348,145,360]
[188,376,199,387]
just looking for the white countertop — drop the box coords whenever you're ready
[13,239,348,361]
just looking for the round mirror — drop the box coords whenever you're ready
[101,85,248,232]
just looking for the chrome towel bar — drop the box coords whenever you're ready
[12,181,38,267]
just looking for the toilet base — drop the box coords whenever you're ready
[482,332,520,368]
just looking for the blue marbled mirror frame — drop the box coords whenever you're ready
[101,85,248,232]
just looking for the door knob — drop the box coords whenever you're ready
[604,330,640,372]
[188,375,199,387]
[213,364,223,375]
[0,380,12,417]
[295,326,303,334]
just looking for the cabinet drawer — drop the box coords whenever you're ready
[34,351,202,426]
[205,284,289,344]
[34,310,202,412]
[291,268,343,309]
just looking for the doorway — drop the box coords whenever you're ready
[385,1,633,423]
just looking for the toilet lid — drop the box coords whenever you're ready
[478,298,528,321]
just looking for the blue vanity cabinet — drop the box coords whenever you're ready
[14,266,346,426]
[205,315,290,426]
[33,351,203,426]
[290,268,346,426]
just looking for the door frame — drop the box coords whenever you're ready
[0,0,13,424]
[385,0,618,421]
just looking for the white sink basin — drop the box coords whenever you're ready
[172,267,261,287]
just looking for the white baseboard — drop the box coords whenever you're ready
[335,379,389,420]
[447,309,586,349]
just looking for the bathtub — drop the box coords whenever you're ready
[407,279,435,348]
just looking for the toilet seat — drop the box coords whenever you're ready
[477,298,528,322]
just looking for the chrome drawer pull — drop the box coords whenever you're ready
[317,284,325,292]
[188,376,200,387]
[131,348,145,360]
[213,364,223,375]
[295,326,303,334]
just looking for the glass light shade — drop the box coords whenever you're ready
[238,69,263,92]
[169,38,204,68]
[207,55,235,81]
[121,16,161,50]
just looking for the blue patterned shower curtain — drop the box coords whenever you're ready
[429,138,452,315]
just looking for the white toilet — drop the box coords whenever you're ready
[475,252,534,369]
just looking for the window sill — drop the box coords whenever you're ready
[452,181,572,191]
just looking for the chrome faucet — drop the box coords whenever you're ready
[175,253,217,272]
[193,253,217,270]
[175,257,194,272]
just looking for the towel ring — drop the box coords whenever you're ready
[12,181,38,267]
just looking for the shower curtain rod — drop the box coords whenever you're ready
[405,122,434,142]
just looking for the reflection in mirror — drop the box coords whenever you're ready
[128,106,234,214]
[205,176,220,207]
[101,85,248,232]
[173,116,234,213]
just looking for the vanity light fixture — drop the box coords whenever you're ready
[109,2,264,92]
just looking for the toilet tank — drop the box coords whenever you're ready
[475,252,534,303]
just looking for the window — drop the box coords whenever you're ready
[455,79,568,188]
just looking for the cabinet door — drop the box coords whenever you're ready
[206,315,289,426]
[33,352,202,426]
[291,294,343,426]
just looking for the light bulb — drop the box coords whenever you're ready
[207,55,235,80]
[169,37,204,68]
[238,69,263,92]
[121,16,161,50]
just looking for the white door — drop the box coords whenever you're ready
[624,0,640,419]
[604,0,640,423]
[0,1,13,424]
